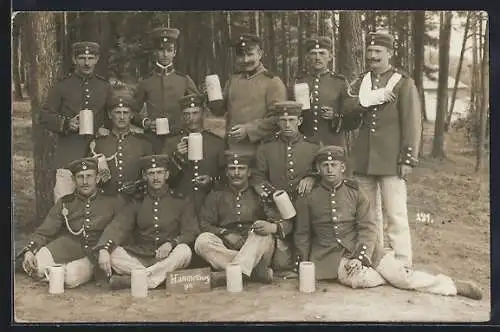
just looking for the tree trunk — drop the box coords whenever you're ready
[25,12,60,224]
[431,11,452,158]
[297,12,305,74]
[280,12,289,87]
[446,11,471,131]
[476,20,488,172]
[266,12,277,72]
[96,13,111,79]
[12,13,24,101]
[412,10,427,157]
[470,14,477,116]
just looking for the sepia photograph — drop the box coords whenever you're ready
[11,10,490,323]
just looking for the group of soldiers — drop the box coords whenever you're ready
[17,26,483,301]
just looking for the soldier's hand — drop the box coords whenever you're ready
[155,242,173,260]
[252,220,277,235]
[98,249,112,277]
[22,251,37,276]
[345,258,363,277]
[229,125,247,141]
[194,175,211,186]
[97,127,110,137]
[224,233,245,250]
[255,184,270,198]
[398,164,412,181]
[177,138,188,155]
[320,106,335,120]
[68,114,80,132]
[297,176,316,196]
[144,119,157,133]
[382,89,396,103]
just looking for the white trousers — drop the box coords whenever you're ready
[337,251,457,296]
[110,244,192,289]
[34,246,94,288]
[53,168,75,202]
[355,174,413,267]
[194,231,274,276]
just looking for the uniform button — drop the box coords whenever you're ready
[372,122,376,125]
[332,208,336,212]
[370,129,376,133]
[313,127,318,131]
[154,208,158,212]
[314,78,319,83]
[118,160,123,164]
[315,98,319,102]
[358,255,363,260]
[287,146,292,150]
[118,146,122,150]
[362,245,367,249]
[336,238,341,243]
[86,204,90,208]
[85,211,90,215]
[405,159,410,163]
[313,119,318,123]
[85,101,89,105]
[118,174,123,178]
[236,197,240,201]
[334,225,338,229]
[154,224,159,228]
[313,105,319,109]
[237,211,241,215]
[287,154,292,158]
[118,181,123,185]
[84,245,89,249]
[85,224,90,229]
[372,113,376,118]
[373,107,378,111]
[313,112,318,116]
[155,237,160,241]
[194,187,199,191]
[406,153,411,157]
[154,201,159,206]
[333,217,338,221]
[360,250,365,255]
[289,169,294,173]
[314,85,319,89]
[85,218,90,222]
[194,165,199,170]
[118,166,123,170]
[154,216,158,220]
[118,152,123,157]
[289,161,294,166]
[236,204,241,208]
[332,201,336,204]
[194,172,199,176]
[118,139,123,143]
[237,224,242,227]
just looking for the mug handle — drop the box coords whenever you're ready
[44,268,50,280]
[181,136,189,144]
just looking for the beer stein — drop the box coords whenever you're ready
[293,83,311,110]
[181,133,204,161]
[205,74,223,101]
[131,268,148,298]
[299,261,316,293]
[226,263,243,293]
[155,118,170,135]
[273,190,297,219]
[44,264,65,294]
[79,109,94,135]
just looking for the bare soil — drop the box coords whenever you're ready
[12,100,490,322]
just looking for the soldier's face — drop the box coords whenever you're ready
[366,45,392,72]
[74,169,100,197]
[182,107,203,130]
[278,115,302,137]
[144,167,170,190]
[155,45,176,66]
[317,160,345,185]
[307,48,332,72]
[226,164,250,188]
[235,46,263,72]
[73,54,99,76]
[109,107,132,130]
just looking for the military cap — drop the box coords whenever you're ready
[150,27,180,49]
[231,33,261,50]
[179,93,205,110]
[305,36,332,52]
[224,150,253,166]
[108,90,137,111]
[67,157,98,175]
[366,32,395,50]
[314,145,346,164]
[274,101,303,117]
[139,155,170,171]
[72,41,100,56]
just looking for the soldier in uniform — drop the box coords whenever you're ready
[40,41,113,202]
[294,146,482,300]
[96,155,199,290]
[20,158,125,288]
[252,101,320,272]
[132,27,200,153]
[207,33,287,155]
[89,90,153,195]
[342,32,422,267]
[291,36,360,146]
[194,150,278,285]
[162,93,226,214]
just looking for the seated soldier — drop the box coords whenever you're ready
[20,158,125,288]
[96,155,199,290]
[162,93,225,214]
[253,101,320,274]
[89,89,152,195]
[294,146,483,300]
[194,150,284,286]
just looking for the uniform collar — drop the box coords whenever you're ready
[370,65,393,79]
[240,63,266,79]
[75,189,100,202]
[279,132,302,145]
[111,129,131,139]
[227,183,250,196]
[74,71,95,81]
[155,62,175,75]
[147,184,170,199]
[319,179,344,192]
[311,68,330,78]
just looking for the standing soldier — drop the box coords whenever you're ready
[20,158,125,288]
[342,32,422,267]
[207,33,287,155]
[162,93,226,213]
[291,36,359,146]
[132,27,200,153]
[96,155,199,290]
[40,41,113,202]
[89,90,153,195]
[294,146,482,301]
[252,101,320,272]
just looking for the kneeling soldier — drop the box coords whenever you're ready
[20,158,125,288]
[96,155,199,290]
[194,150,280,285]
[294,146,483,300]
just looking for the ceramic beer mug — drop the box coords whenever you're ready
[273,190,297,219]
[205,74,223,101]
[293,83,311,110]
[226,263,243,293]
[44,264,65,294]
[79,109,94,135]
[131,268,148,298]
[155,118,170,135]
[181,133,203,161]
[299,261,316,293]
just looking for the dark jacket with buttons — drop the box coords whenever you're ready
[162,129,226,213]
[90,130,153,195]
[40,72,113,168]
[294,179,383,280]
[347,68,422,176]
[21,191,125,264]
[96,186,199,266]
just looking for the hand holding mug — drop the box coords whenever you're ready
[194,174,211,186]
[320,106,335,120]
[22,251,37,276]
[68,114,80,132]
[177,137,189,155]
[144,119,157,133]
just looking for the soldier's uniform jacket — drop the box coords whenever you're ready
[292,70,361,146]
[96,186,199,266]
[90,130,153,195]
[21,191,125,264]
[347,68,422,176]
[294,179,383,280]
[208,63,287,152]
[40,72,113,168]
[132,67,199,132]
[162,129,226,212]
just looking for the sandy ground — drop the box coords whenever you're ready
[12,100,491,323]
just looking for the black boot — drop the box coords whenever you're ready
[109,275,132,290]
[456,280,483,300]
[252,267,274,284]
[210,271,227,288]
